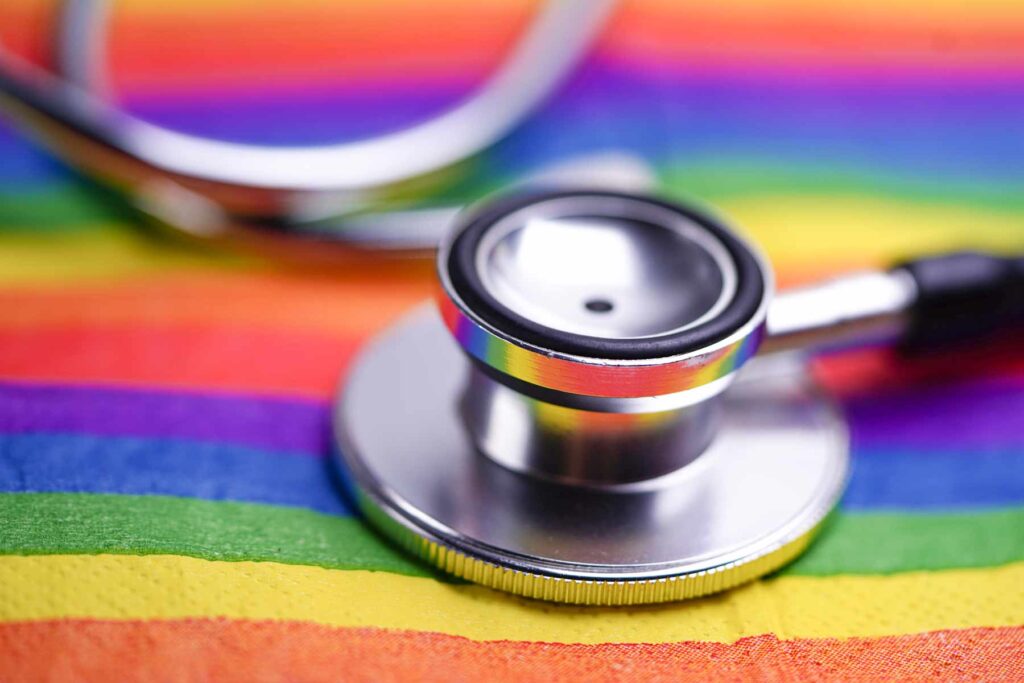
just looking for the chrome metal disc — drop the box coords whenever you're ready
[334,305,848,605]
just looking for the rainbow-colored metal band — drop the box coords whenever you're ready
[438,294,766,399]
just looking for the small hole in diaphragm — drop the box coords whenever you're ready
[585,298,614,313]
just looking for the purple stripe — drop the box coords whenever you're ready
[0,382,329,457]
[2,377,1022,458]
[845,378,1024,451]
[122,80,468,146]
[114,60,1024,154]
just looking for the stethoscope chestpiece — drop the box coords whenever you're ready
[437,190,772,486]
[335,189,848,606]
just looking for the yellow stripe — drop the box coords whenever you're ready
[3,197,1022,286]
[0,226,248,285]
[0,554,1020,644]
[719,195,1024,267]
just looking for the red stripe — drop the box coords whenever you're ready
[0,620,1020,681]
[5,4,1022,94]
[605,6,1024,69]
[0,326,358,399]
[105,4,534,92]
[815,333,1024,398]
[0,322,1020,400]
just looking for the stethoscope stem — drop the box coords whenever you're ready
[763,269,917,354]
[764,251,1024,356]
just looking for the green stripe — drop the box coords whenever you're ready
[0,493,432,578]
[0,184,132,231]
[5,163,1024,231]
[0,493,1021,576]
[661,163,1024,211]
[785,507,1024,575]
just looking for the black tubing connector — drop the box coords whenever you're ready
[894,251,1024,350]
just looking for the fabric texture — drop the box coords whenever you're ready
[0,0,1022,680]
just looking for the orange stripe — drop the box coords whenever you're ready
[0,620,1020,681]
[0,269,433,335]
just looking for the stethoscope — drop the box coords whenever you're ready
[337,189,1022,605]
[3,1,1022,605]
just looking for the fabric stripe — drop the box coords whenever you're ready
[1,493,1022,577]
[3,168,1024,235]
[0,270,431,334]
[1,426,1022,512]
[6,80,1024,190]
[0,326,355,398]
[0,554,1020,643]
[845,378,1024,450]
[0,383,329,455]
[0,433,351,515]
[8,0,1023,20]
[816,342,1024,397]
[0,371,1021,510]
[119,68,1024,177]
[2,377,1021,457]
[1,195,1022,285]
[788,508,1024,574]
[0,325,1020,404]
[842,447,1024,510]
[0,225,242,285]
[0,494,422,577]
[602,10,1024,71]
[78,8,1024,95]
[1,621,1021,682]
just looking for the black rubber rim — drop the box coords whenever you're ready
[445,189,766,361]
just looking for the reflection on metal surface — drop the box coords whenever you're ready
[460,364,720,485]
[475,200,735,339]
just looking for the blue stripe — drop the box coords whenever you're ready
[0,429,1020,512]
[0,433,351,515]
[842,447,1024,510]
[0,124,68,186]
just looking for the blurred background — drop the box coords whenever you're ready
[2,0,1022,288]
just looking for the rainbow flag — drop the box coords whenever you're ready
[0,0,1022,679]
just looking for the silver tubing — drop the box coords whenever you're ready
[0,0,618,254]
[38,0,617,191]
[763,269,918,354]
[55,0,111,94]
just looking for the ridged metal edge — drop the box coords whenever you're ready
[355,487,825,606]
